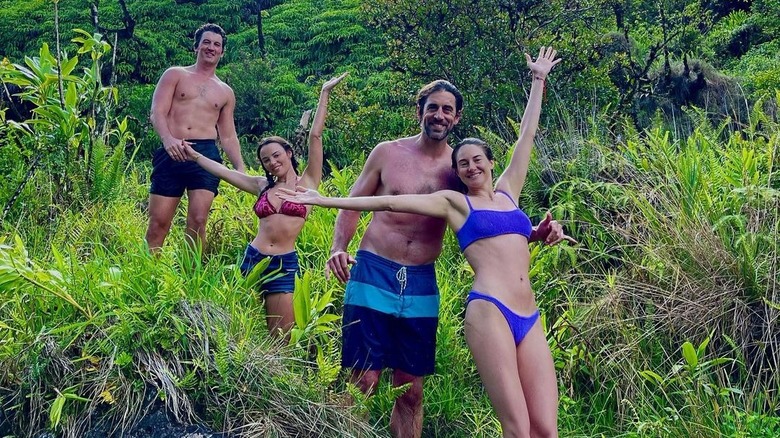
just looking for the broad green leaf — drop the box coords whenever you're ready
[315,314,340,325]
[60,55,78,77]
[682,341,698,368]
[697,335,711,359]
[65,82,77,109]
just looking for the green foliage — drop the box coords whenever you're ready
[0,29,136,222]
[227,0,406,167]
[0,207,376,436]
[0,0,257,83]
[220,58,309,143]
[289,270,340,350]
[264,0,378,77]
[364,0,614,135]
[0,0,777,150]
[2,3,780,436]
[703,1,780,99]
[3,97,780,435]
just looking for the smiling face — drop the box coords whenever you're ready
[453,141,495,189]
[258,142,293,177]
[194,31,224,65]
[418,90,461,142]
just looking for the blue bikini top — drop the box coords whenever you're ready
[455,191,532,252]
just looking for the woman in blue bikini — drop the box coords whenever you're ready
[181,73,347,339]
[280,48,571,436]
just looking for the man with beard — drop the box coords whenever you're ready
[325,80,462,437]
[327,79,568,437]
[145,23,245,252]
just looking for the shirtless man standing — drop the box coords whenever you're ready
[145,23,246,251]
[326,80,464,438]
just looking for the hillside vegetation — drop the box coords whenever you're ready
[1,0,778,436]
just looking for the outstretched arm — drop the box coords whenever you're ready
[300,73,348,188]
[495,47,561,199]
[278,187,454,219]
[182,144,265,195]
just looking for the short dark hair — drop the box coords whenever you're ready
[451,138,494,169]
[194,23,227,50]
[416,80,463,118]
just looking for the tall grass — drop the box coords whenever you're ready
[0,191,377,437]
[535,95,780,436]
[2,92,779,436]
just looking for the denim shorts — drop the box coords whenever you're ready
[239,244,299,294]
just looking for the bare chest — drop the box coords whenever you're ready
[173,78,228,111]
[380,156,455,195]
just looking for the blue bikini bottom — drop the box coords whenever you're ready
[466,290,540,345]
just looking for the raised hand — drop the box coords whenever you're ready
[531,211,577,246]
[322,72,349,94]
[524,46,562,80]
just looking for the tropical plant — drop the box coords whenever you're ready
[0,29,136,221]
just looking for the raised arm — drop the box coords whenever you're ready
[216,85,246,173]
[495,47,561,199]
[182,144,265,195]
[300,73,348,188]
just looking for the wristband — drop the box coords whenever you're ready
[531,74,547,99]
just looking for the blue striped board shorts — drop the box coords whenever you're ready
[341,250,440,376]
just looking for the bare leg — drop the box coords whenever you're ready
[264,292,295,340]
[351,368,381,397]
[517,322,558,438]
[465,300,531,438]
[185,189,216,252]
[146,194,181,252]
[390,370,424,438]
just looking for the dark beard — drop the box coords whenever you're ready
[423,123,451,141]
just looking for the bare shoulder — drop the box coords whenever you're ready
[439,189,463,203]
[366,136,418,170]
[367,139,397,160]
[214,76,234,93]
[438,189,470,216]
[374,135,418,156]
[159,66,188,81]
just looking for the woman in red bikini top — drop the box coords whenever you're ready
[183,72,347,339]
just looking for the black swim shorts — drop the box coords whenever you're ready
[149,139,222,197]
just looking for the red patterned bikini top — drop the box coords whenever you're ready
[254,190,308,219]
